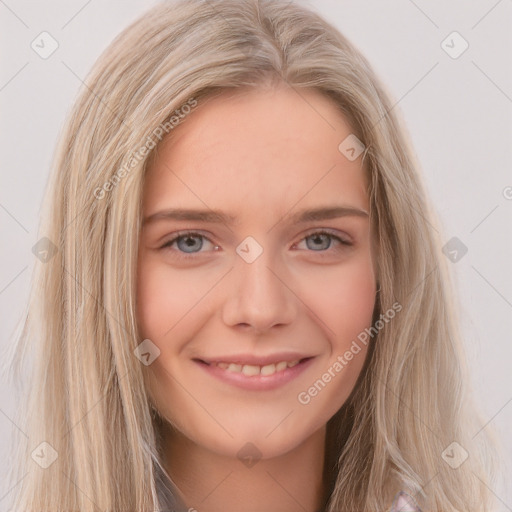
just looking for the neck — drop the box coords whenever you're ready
[161,424,329,512]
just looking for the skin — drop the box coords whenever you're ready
[136,84,377,512]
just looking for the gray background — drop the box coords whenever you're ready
[1,0,511,509]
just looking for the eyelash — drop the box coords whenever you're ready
[158,229,352,260]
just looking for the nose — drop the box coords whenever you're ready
[221,249,297,333]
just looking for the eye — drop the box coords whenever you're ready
[294,229,352,253]
[159,231,217,259]
[158,229,352,260]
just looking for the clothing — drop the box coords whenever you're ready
[389,490,423,512]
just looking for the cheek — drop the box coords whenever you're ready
[304,254,376,342]
[136,255,219,349]
[136,263,162,339]
[136,256,191,339]
[296,260,375,416]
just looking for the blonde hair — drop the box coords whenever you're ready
[6,0,502,510]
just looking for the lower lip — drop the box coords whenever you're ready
[194,358,315,391]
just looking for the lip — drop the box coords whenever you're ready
[197,351,313,366]
[193,356,316,391]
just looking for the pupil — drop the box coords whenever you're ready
[308,234,330,251]
[179,235,202,252]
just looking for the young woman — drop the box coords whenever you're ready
[7,0,501,510]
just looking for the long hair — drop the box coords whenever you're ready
[6,0,502,510]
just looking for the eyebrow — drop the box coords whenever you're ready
[143,205,368,226]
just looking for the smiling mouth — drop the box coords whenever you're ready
[194,357,312,377]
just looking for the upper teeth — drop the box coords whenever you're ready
[214,360,301,376]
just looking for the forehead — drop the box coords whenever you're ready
[143,86,369,221]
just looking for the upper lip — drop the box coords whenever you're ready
[195,352,314,366]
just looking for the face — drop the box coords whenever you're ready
[136,85,377,460]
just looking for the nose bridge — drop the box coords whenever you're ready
[221,240,296,331]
